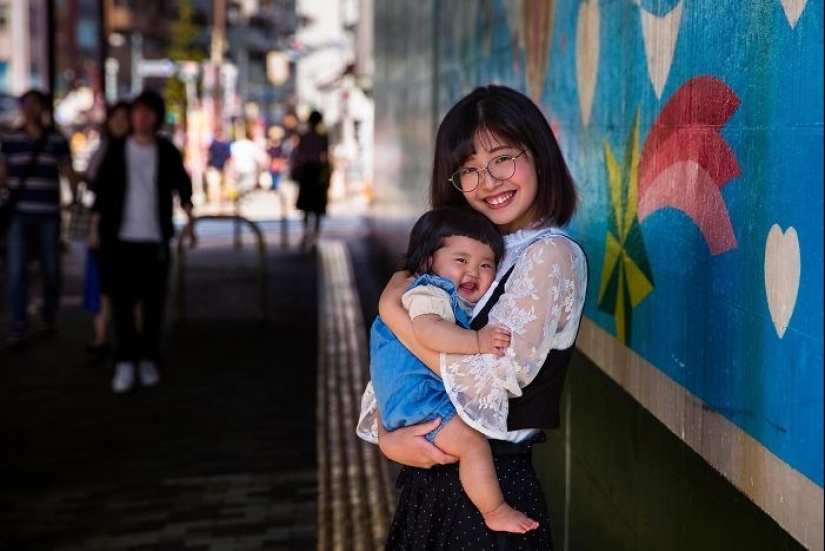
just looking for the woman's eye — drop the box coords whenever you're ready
[492,155,512,165]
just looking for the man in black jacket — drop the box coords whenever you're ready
[89,90,196,393]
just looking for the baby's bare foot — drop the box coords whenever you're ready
[482,503,540,534]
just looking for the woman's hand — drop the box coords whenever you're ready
[378,420,459,468]
[181,219,198,249]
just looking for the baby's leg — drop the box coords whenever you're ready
[434,417,539,534]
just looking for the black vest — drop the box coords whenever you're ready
[470,268,575,431]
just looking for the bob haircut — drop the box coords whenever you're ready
[403,206,505,275]
[430,85,577,227]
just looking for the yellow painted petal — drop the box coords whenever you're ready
[598,233,623,302]
[604,141,624,229]
[624,112,641,233]
[623,252,654,307]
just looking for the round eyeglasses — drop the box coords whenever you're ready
[449,150,528,193]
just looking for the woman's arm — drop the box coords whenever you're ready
[378,271,440,371]
[356,381,458,467]
[363,272,459,467]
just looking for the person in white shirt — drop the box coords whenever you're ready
[228,128,267,198]
[89,90,196,394]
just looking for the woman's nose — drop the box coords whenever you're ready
[479,167,501,189]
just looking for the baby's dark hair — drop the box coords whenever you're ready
[403,207,505,275]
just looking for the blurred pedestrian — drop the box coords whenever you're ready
[82,100,131,355]
[229,126,267,200]
[266,125,287,191]
[291,110,330,249]
[205,127,231,204]
[266,125,288,216]
[89,90,196,393]
[0,89,80,346]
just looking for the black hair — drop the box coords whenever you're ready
[19,89,51,108]
[106,100,131,119]
[18,89,54,129]
[308,110,323,127]
[430,85,577,227]
[403,207,505,275]
[132,89,166,132]
[104,100,131,138]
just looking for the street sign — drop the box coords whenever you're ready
[137,59,177,78]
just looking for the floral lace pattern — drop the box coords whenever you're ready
[356,225,588,444]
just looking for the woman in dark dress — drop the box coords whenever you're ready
[291,110,330,248]
[357,85,589,550]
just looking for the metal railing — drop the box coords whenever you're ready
[175,214,269,323]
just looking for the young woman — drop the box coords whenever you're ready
[358,84,588,549]
[83,100,131,354]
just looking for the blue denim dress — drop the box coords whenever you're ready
[370,274,472,442]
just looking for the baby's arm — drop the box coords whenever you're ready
[412,314,510,356]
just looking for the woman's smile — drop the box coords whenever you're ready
[484,190,517,208]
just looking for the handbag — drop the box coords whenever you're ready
[0,134,48,237]
[66,198,93,241]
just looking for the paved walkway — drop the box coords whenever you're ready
[0,204,394,550]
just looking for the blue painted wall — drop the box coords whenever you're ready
[372,0,823,545]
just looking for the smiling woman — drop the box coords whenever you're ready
[358,85,588,550]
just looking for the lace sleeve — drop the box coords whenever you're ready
[441,235,587,439]
[356,381,379,444]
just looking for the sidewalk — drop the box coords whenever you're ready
[0,195,393,550]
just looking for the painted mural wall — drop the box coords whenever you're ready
[372,0,823,548]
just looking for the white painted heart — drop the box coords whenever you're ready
[639,1,683,99]
[780,0,807,28]
[576,0,600,126]
[764,225,801,338]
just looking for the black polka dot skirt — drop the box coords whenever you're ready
[385,451,554,550]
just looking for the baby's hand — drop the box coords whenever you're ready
[477,325,511,357]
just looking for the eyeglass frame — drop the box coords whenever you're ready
[448,149,529,193]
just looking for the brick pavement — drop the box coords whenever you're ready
[0,212,394,551]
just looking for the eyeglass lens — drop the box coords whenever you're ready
[453,155,518,192]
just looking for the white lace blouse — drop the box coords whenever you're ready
[356,224,588,443]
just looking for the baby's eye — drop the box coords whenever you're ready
[454,257,467,264]
[481,263,495,270]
